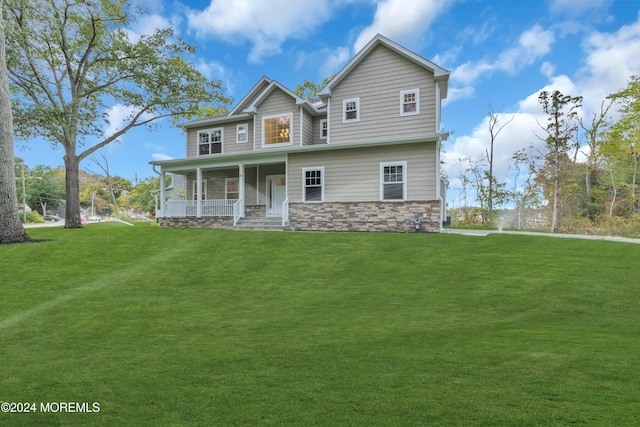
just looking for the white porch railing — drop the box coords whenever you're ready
[233,200,242,226]
[282,197,289,227]
[164,199,238,217]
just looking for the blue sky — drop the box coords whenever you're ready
[13,0,640,203]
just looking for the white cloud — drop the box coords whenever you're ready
[549,0,611,15]
[451,24,555,87]
[353,0,455,53]
[320,46,351,77]
[576,12,640,112]
[443,86,475,106]
[186,0,339,63]
[152,153,174,161]
[104,105,154,140]
[125,14,173,42]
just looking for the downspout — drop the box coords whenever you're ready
[436,136,444,233]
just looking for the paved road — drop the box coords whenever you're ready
[443,228,640,244]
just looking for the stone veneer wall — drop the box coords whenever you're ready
[288,200,441,232]
[244,205,266,217]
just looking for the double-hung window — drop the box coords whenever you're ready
[263,113,293,147]
[198,128,223,155]
[400,89,419,116]
[343,98,360,123]
[320,119,328,140]
[192,180,207,200]
[236,124,248,143]
[380,162,407,200]
[303,167,324,202]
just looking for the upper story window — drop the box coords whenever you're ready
[263,113,292,147]
[303,167,324,202]
[380,162,407,200]
[236,124,248,143]
[400,89,419,116]
[198,128,223,155]
[320,119,328,140]
[343,98,360,123]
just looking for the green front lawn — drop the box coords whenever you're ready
[1,223,638,426]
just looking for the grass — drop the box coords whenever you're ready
[1,223,639,426]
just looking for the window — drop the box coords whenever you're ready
[263,113,292,146]
[320,119,328,140]
[380,162,407,200]
[198,128,223,155]
[236,124,248,143]
[400,89,419,116]
[192,180,207,200]
[303,167,324,202]
[225,178,239,200]
[343,98,360,123]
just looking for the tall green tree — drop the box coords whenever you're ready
[5,0,230,228]
[607,75,640,213]
[536,90,583,232]
[0,0,30,243]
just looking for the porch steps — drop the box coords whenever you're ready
[234,217,291,231]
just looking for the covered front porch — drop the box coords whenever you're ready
[154,152,289,228]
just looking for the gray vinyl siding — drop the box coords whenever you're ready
[187,120,254,158]
[329,45,437,144]
[312,115,328,145]
[187,169,239,200]
[287,142,437,203]
[256,88,299,149]
[302,109,314,146]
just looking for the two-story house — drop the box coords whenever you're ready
[150,34,449,232]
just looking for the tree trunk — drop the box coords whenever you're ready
[0,0,31,244]
[63,153,83,228]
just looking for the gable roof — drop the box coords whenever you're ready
[317,34,449,98]
[242,80,323,115]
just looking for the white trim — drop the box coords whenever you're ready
[326,99,331,144]
[435,83,441,133]
[380,161,407,201]
[262,112,294,148]
[266,174,286,216]
[252,116,257,151]
[197,128,224,156]
[236,123,248,143]
[400,89,420,116]
[192,178,208,201]
[343,98,360,123]
[299,107,303,146]
[319,119,328,140]
[302,166,324,202]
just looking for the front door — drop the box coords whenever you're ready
[266,175,286,216]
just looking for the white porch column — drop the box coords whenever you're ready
[239,164,245,218]
[196,167,202,218]
[159,170,166,218]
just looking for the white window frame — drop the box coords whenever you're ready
[380,161,407,201]
[225,177,239,200]
[343,98,360,123]
[302,167,324,202]
[262,113,293,148]
[236,123,248,143]
[400,89,420,116]
[197,128,223,156]
[319,119,328,140]
[192,180,208,200]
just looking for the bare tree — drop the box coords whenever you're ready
[486,106,514,222]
